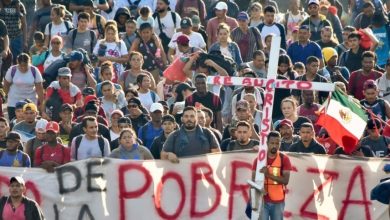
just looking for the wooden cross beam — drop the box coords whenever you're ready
[207,36,335,219]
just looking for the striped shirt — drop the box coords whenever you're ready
[231,27,262,62]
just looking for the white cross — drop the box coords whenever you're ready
[207,36,335,219]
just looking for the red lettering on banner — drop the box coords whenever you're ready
[0,175,42,205]
[228,161,252,219]
[264,94,273,106]
[242,78,252,87]
[280,80,295,89]
[154,172,185,219]
[213,76,221,85]
[223,76,233,86]
[261,107,271,133]
[265,79,275,92]
[258,150,266,162]
[297,81,312,90]
[260,132,267,145]
[300,168,339,220]
[190,162,221,218]
[118,163,153,220]
[338,166,371,220]
[253,78,264,87]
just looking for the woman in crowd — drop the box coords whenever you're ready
[44,5,73,47]
[248,2,263,28]
[278,98,311,134]
[109,128,154,160]
[96,61,122,97]
[32,36,65,73]
[278,54,298,80]
[209,23,243,66]
[100,81,127,119]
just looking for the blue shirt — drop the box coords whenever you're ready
[287,41,323,65]
[138,122,163,149]
[372,26,390,67]
[0,150,31,167]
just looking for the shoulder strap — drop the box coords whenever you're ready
[48,23,53,40]
[151,91,156,102]
[90,30,96,53]
[30,66,37,80]
[171,12,176,26]
[21,152,28,167]
[71,30,77,49]
[279,152,284,171]
[155,13,163,33]
[142,124,148,143]
[75,135,83,160]
[10,66,17,81]
[64,21,71,33]
[96,15,104,35]
[250,27,260,50]
[98,136,105,157]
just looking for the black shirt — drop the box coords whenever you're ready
[316,40,338,49]
[339,47,365,73]
[292,73,330,104]
[289,139,326,154]
[150,134,167,159]
[126,113,150,135]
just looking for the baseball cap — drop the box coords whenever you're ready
[15,100,28,110]
[236,100,249,110]
[23,103,38,112]
[367,118,382,130]
[111,110,124,118]
[70,50,84,62]
[180,17,193,29]
[36,119,48,133]
[82,87,95,96]
[85,102,98,113]
[162,114,176,123]
[10,176,25,185]
[150,103,164,113]
[299,25,310,30]
[215,1,228,10]
[118,117,132,126]
[128,97,141,107]
[363,80,377,90]
[46,121,60,133]
[279,119,294,129]
[61,103,73,112]
[58,67,72,77]
[175,82,195,94]
[308,0,320,6]
[191,15,201,27]
[237,11,249,21]
[175,35,190,46]
[5,131,21,141]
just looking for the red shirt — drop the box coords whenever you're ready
[45,82,82,104]
[2,202,25,220]
[33,144,71,166]
[252,152,292,203]
[297,104,322,134]
[348,70,382,100]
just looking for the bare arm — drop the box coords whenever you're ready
[260,167,290,185]
[167,48,176,63]
[36,83,45,112]
[161,151,179,163]
[385,100,390,120]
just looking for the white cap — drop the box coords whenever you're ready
[215,2,228,10]
[308,0,320,6]
[150,103,164,113]
[35,118,48,133]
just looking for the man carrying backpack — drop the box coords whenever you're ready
[65,12,97,55]
[42,67,83,122]
[70,116,110,160]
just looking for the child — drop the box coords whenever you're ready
[100,80,127,120]
[293,62,305,76]
[29,32,47,56]
[122,19,137,50]
[136,6,154,29]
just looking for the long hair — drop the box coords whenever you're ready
[104,24,120,42]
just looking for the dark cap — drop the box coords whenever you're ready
[70,50,84,62]
[10,176,25,185]
[85,102,98,113]
[175,82,195,94]
[367,118,382,130]
[118,117,132,126]
[299,25,310,30]
[180,17,193,29]
[128,97,141,107]
[82,87,95,96]
[237,11,249,21]
[61,103,73,112]
[162,114,176,123]
[15,100,28,110]
[363,79,377,90]
[5,131,21,141]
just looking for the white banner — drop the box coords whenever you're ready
[0,152,388,220]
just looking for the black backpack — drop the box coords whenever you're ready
[74,135,105,160]
[45,88,63,122]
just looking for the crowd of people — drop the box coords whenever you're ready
[0,0,389,219]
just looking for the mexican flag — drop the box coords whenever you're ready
[317,90,367,153]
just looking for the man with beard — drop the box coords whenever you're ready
[289,123,326,154]
[161,106,220,163]
[276,119,300,151]
[0,176,44,219]
[251,131,291,219]
[226,121,259,151]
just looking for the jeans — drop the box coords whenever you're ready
[10,35,23,64]
[261,201,285,220]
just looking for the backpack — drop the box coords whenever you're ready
[10,65,37,82]
[74,135,105,160]
[153,11,177,53]
[71,29,96,53]
[0,150,29,167]
[43,58,68,88]
[48,20,73,41]
[45,88,63,122]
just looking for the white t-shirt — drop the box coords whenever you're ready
[138,90,160,111]
[168,31,206,57]
[43,53,63,71]
[5,65,44,107]
[116,0,157,11]
[100,91,127,119]
[260,24,281,45]
[110,130,120,141]
[70,135,111,160]
[153,11,181,39]
[220,46,232,59]
[93,40,128,79]
[44,21,72,42]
